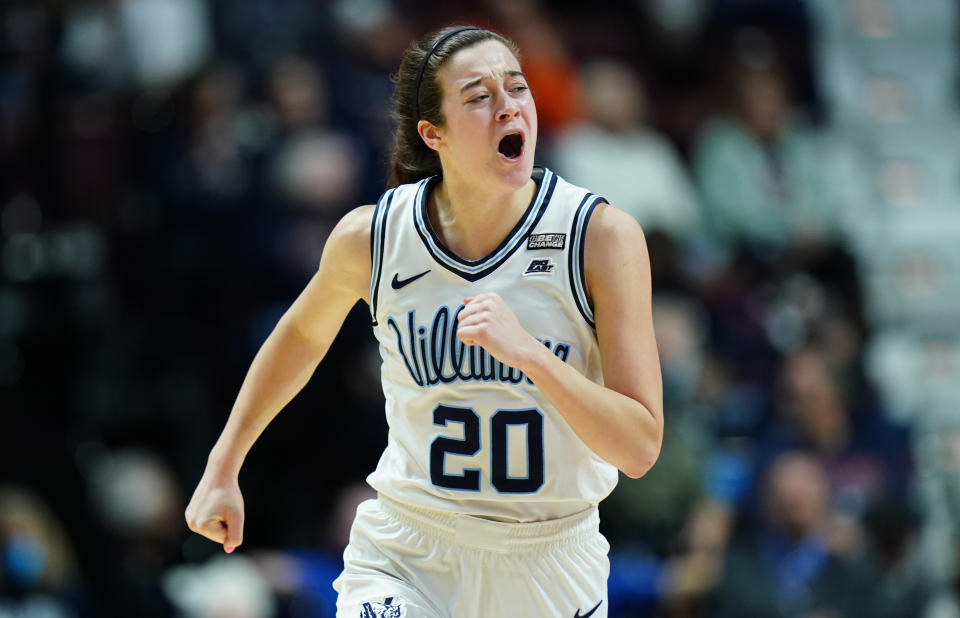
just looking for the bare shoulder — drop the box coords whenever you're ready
[326,205,375,255]
[316,205,375,300]
[584,202,650,277]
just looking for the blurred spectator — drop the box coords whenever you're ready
[216,54,368,289]
[87,449,183,546]
[661,499,735,617]
[60,3,124,90]
[691,31,843,251]
[0,486,86,617]
[263,56,364,229]
[549,58,702,240]
[163,555,275,618]
[120,0,212,89]
[711,451,876,618]
[603,294,724,616]
[327,0,413,193]
[760,344,912,518]
[859,495,935,618]
[483,0,585,134]
[85,449,185,616]
[604,294,712,551]
[168,63,254,211]
[61,0,212,91]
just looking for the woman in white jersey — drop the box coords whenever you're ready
[186,26,663,617]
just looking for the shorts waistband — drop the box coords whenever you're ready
[376,494,600,553]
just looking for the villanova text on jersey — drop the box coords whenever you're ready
[385,304,572,388]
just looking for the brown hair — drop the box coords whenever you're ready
[386,26,520,188]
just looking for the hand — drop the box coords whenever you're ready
[185,467,245,553]
[456,292,538,370]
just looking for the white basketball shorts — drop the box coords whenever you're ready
[333,494,610,618]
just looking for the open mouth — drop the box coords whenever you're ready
[498,132,524,160]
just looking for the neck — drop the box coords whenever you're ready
[429,171,537,261]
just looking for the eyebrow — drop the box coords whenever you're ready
[459,70,527,93]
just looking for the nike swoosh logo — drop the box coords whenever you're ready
[391,270,430,290]
[574,600,602,618]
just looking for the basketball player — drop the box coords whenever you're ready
[185,26,663,617]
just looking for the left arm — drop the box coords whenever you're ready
[456,203,664,478]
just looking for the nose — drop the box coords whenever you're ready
[496,92,520,121]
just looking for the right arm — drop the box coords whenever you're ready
[185,205,373,552]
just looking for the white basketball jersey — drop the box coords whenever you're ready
[366,167,618,522]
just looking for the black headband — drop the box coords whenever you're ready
[414,26,481,121]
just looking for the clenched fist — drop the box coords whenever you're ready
[456,292,539,370]
[185,470,245,554]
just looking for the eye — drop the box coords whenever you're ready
[467,93,489,104]
[511,85,529,93]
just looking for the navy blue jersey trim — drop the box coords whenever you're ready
[413,168,557,282]
[568,195,604,329]
[369,188,396,324]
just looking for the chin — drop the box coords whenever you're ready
[496,157,535,186]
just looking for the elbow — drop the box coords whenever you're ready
[621,456,658,479]
[620,418,663,479]
[621,442,662,479]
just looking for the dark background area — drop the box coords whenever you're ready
[2,0,959,616]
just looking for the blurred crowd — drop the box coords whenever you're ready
[2,0,959,616]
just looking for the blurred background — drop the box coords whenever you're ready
[1,0,959,616]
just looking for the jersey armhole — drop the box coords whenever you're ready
[369,188,396,325]
[568,193,604,329]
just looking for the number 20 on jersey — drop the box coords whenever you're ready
[430,404,545,493]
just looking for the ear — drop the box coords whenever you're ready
[417,119,443,152]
